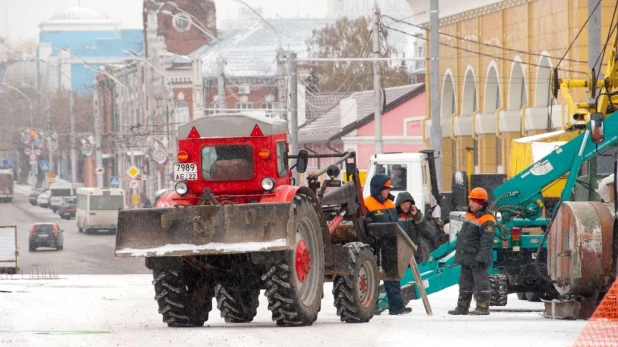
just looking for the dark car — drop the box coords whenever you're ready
[29,189,44,206]
[29,223,64,251]
[58,197,76,220]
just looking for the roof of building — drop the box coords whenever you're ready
[196,19,334,79]
[45,7,119,24]
[193,17,420,80]
[299,83,425,144]
[304,92,353,122]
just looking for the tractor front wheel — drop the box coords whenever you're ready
[263,194,324,326]
[333,242,379,323]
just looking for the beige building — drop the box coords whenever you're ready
[419,0,617,190]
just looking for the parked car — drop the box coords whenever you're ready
[58,196,76,220]
[36,190,51,208]
[29,222,64,251]
[29,189,44,206]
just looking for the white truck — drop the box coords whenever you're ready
[362,150,442,220]
[362,150,447,257]
[0,225,18,274]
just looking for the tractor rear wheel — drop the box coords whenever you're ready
[333,242,379,323]
[152,261,214,327]
[263,194,324,326]
[489,274,508,306]
[215,283,260,323]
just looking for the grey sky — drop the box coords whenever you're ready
[0,0,328,43]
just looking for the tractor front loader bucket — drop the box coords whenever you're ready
[115,203,295,258]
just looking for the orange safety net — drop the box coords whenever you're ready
[573,278,618,347]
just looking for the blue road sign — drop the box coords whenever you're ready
[39,160,49,172]
[110,176,120,188]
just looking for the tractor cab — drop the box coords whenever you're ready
[171,114,291,204]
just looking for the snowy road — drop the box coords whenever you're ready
[0,275,586,347]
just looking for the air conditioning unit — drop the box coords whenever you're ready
[238,86,251,95]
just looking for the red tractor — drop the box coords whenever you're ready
[115,114,415,327]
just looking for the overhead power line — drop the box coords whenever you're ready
[383,15,587,65]
[382,24,587,76]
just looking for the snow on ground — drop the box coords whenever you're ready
[0,275,586,347]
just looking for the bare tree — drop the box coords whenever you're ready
[306,16,409,93]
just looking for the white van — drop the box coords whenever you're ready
[49,180,84,213]
[76,187,126,234]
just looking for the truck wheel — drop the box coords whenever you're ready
[215,283,260,323]
[263,194,324,326]
[333,242,379,323]
[418,221,440,262]
[152,264,214,327]
[489,274,508,306]
[525,292,541,302]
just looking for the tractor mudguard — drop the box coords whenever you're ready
[115,202,295,258]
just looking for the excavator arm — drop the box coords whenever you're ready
[493,111,618,221]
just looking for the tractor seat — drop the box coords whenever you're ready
[210,159,253,180]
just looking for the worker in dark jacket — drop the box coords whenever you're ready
[395,192,423,263]
[448,187,496,316]
[364,174,412,315]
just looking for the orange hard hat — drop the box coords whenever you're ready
[469,187,489,200]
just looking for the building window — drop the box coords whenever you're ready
[235,102,253,110]
[208,102,222,114]
[262,102,277,117]
[175,101,190,128]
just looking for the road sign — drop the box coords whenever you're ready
[95,166,104,175]
[130,180,139,190]
[153,148,167,164]
[127,165,140,178]
[34,148,42,156]
[39,160,49,172]
[110,176,120,188]
[81,143,93,156]
[29,153,36,161]
[24,148,31,155]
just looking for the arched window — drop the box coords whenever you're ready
[508,60,527,110]
[535,55,552,108]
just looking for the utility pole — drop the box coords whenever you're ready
[372,2,383,154]
[93,81,103,188]
[429,0,442,190]
[276,48,287,119]
[586,1,601,201]
[289,52,299,184]
[70,90,77,183]
[217,57,226,112]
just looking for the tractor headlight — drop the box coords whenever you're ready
[174,181,189,195]
[261,177,275,191]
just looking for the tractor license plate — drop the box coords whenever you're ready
[38,234,49,238]
[174,163,198,181]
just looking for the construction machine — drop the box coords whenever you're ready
[378,23,618,318]
[115,114,421,327]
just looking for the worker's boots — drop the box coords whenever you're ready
[448,293,472,315]
[469,292,491,315]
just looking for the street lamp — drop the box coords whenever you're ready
[123,50,176,191]
[0,83,36,188]
[18,81,54,173]
[39,58,74,181]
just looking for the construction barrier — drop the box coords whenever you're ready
[573,278,618,347]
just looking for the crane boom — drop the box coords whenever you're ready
[493,111,618,221]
